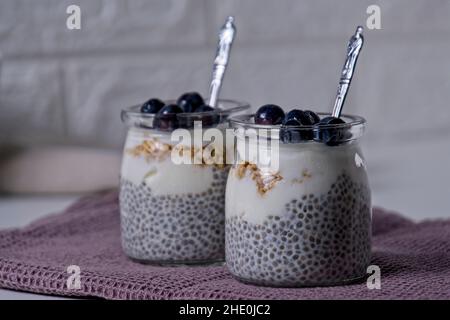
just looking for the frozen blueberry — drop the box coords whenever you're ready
[313,116,349,146]
[254,104,285,125]
[154,104,183,130]
[140,98,165,114]
[177,92,205,113]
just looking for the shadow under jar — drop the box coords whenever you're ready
[120,99,249,265]
[225,113,371,286]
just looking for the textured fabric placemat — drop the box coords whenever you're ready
[0,191,449,299]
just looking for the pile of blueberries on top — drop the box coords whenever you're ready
[139,93,349,146]
[253,104,349,146]
[140,92,219,130]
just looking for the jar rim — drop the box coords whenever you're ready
[229,113,366,144]
[229,113,366,130]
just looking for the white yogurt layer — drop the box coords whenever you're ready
[121,127,224,195]
[226,139,370,224]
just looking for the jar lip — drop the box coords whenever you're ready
[121,98,250,130]
[230,113,366,144]
[229,113,366,130]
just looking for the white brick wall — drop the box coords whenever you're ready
[0,0,208,56]
[63,52,211,146]
[0,60,64,145]
[2,0,450,147]
[0,0,450,218]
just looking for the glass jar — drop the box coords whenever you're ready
[225,113,371,286]
[120,99,249,264]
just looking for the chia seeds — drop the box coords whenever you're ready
[119,167,229,264]
[225,172,371,286]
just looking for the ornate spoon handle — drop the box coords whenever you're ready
[332,26,364,118]
[208,16,236,108]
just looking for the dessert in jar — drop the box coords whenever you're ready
[225,106,371,286]
[119,16,244,264]
[120,93,249,264]
[225,26,369,287]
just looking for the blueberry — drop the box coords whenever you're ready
[285,109,304,122]
[254,104,285,125]
[177,92,205,113]
[185,104,219,128]
[280,109,320,142]
[154,104,183,130]
[282,118,302,126]
[140,98,165,114]
[300,110,320,125]
[318,116,345,125]
[285,109,320,125]
[195,104,215,112]
[313,116,349,146]
[158,104,183,115]
[280,118,303,143]
[280,113,311,143]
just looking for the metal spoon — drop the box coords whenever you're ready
[331,26,364,118]
[208,16,236,108]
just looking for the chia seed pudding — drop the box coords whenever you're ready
[120,97,249,264]
[225,111,371,286]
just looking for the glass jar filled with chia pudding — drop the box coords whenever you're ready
[120,95,249,264]
[225,108,371,286]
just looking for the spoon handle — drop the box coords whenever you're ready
[208,16,236,108]
[332,26,364,118]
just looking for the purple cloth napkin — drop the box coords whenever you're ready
[0,191,449,299]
